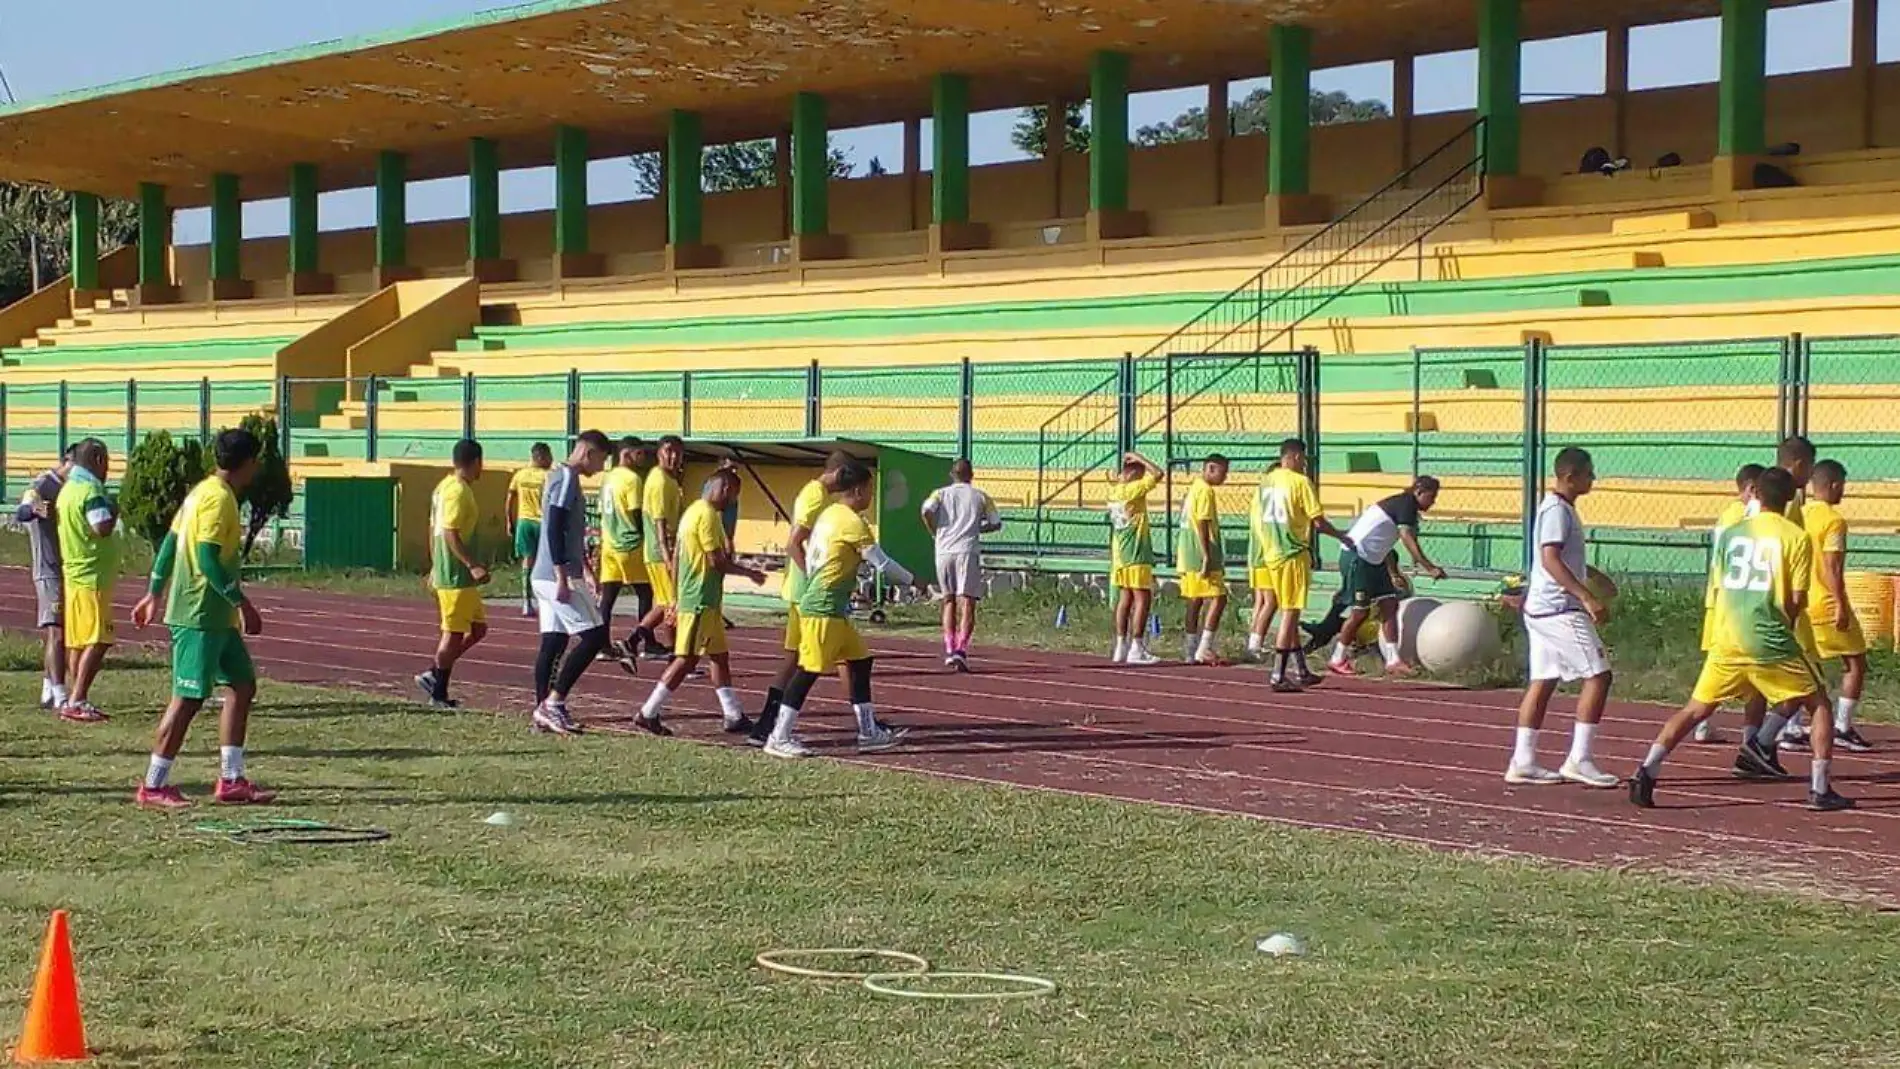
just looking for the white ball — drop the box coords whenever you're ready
[1394,596,1442,664]
[1256,933,1305,957]
[1412,600,1502,673]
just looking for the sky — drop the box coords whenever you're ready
[0,0,1889,244]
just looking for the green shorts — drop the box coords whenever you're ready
[169,626,256,700]
[513,519,542,560]
[1338,548,1399,608]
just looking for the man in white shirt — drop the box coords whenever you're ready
[1507,446,1619,788]
[1331,476,1447,676]
[921,459,1001,671]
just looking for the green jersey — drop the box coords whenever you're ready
[55,468,119,589]
[1106,472,1159,570]
[797,503,874,619]
[1175,476,1223,574]
[1705,513,1811,663]
[430,473,479,590]
[166,475,244,631]
[676,500,727,612]
[599,465,644,555]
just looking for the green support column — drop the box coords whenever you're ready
[932,73,971,225]
[1088,52,1130,212]
[554,125,589,254]
[375,150,407,270]
[210,173,242,281]
[1476,0,1522,176]
[288,163,319,275]
[666,111,704,246]
[1718,0,1768,157]
[1267,27,1313,196]
[137,182,169,287]
[791,92,829,236]
[469,138,501,262]
[69,192,99,291]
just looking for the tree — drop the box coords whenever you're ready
[119,431,207,550]
[236,413,293,559]
[1010,103,1092,157]
[1013,88,1391,156]
[630,139,856,198]
[0,183,138,304]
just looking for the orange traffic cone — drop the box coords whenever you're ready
[13,911,86,1063]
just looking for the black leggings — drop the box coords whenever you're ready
[781,656,874,711]
[534,626,610,703]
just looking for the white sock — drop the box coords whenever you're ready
[50,682,68,705]
[769,703,802,744]
[715,686,745,725]
[1378,636,1401,667]
[1111,636,1129,661]
[1184,636,1197,662]
[1197,631,1217,660]
[1760,711,1791,743]
[1246,633,1263,654]
[1641,743,1669,775]
[40,678,52,701]
[1812,758,1831,795]
[1567,722,1597,766]
[852,702,879,735]
[219,746,244,782]
[1835,697,1859,733]
[144,755,174,790]
[1330,640,1350,664]
[640,682,673,720]
[1512,726,1538,769]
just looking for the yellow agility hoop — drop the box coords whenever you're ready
[861,971,1057,1001]
[755,948,931,980]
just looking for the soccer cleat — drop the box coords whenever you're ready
[38,684,53,711]
[633,713,674,738]
[856,726,907,754]
[763,736,814,759]
[1294,668,1324,689]
[1809,787,1856,812]
[1328,658,1360,678]
[642,645,673,663]
[1835,727,1874,753]
[1269,676,1303,694]
[1123,647,1161,666]
[747,710,778,748]
[1692,720,1719,744]
[721,714,755,736]
[135,785,193,810]
[213,778,278,806]
[1735,737,1794,780]
[1503,764,1563,786]
[413,671,458,708]
[1628,767,1657,808]
[947,651,970,673]
[531,701,581,736]
[57,701,108,723]
[1559,759,1620,789]
[1777,725,1812,752]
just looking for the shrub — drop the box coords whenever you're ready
[118,430,206,548]
[237,413,293,559]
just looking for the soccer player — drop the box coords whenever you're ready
[130,428,272,808]
[506,443,553,615]
[595,436,650,671]
[634,469,766,735]
[633,435,686,659]
[1506,447,1619,788]
[1628,467,1852,812]
[1693,463,1764,744]
[54,438,119,723]
[1803,460,1872,752]
[17,445,74,713]
[1741,436,1817,767]
[921,459,1002,671]
[417,439,491,709]
[1107,451,1163,666]
[1245,438,1351,691]
[763,461,913,759]
[748,450,851,745]
[1332,476,1448,677]
[1178,454,1232,666]
[528,431,613,736]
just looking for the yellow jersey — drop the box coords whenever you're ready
[783,478,831,605]
[1248,467,1323,567]
[1704,512,1812,664]
[1801,500,1850,625]
[1106,472,1159,571]
[508,467,548,523]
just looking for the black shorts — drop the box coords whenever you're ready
[1338,548,1398,607]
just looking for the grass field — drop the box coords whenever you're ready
[7,647,1900,1067]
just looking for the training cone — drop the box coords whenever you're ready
[14,911,86,1063]
[1149,614,1162,637]
[1054,605,1069,629]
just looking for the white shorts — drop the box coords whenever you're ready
[936,552,982,600]
[1524,610,1610,683]
[531,579,606,636]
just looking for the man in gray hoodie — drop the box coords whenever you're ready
[16,445,76,710]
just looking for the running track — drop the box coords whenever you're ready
[5,573,1898,906]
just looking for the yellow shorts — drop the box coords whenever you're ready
[1111,565,1155,592]
[435,588,487,634]
[599,547,648,586]
[1249,558,1312,611]
[647,562,676,607]
[64,586,114,648]
[1691,654,1824,707]
[799,616,868,674]
[1809,615,1870,660]
[674,611,729,657]
[1179,570,1227,601]
[782,604,803,653]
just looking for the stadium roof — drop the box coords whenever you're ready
[0,0,1794,207]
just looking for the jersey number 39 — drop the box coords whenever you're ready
[1721,536,1778,593]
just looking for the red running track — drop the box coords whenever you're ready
[6,573,1899,906]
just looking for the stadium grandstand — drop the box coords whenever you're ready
[2,0,1899,582]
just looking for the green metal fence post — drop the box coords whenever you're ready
[1299,346,1321,482]
[198,377,212,444]
[56,381,68,453]
[1115,352,1134,456]
[565,369,581,445]
[1410,346,1423,477]
[1790,332,1809,439]
[1520,338,1544,575]
[462,372,477,443]
[805,360,821,439]
[680,371,694,437]
[276,375,291,460]
[1,383,10,496]
[125,378,137,454]
[958,357,975,459]
[365,374,380,463]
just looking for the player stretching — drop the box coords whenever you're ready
[418,439,491,708]
[1107,452,1163,665]
[1693,463,1764,744]
[1628,468,1852,812]
[1178,454,1231,665]
[1332,476,1447,676]
[506,443,552,615]
[595,437,651,671]
[18,446,73,713]
[635,469,765,734]
[1506,448,1619,788]
[633,435,686,660]
[131,429,273,808]
[1802,460,1872,752]
[1246,439,1350,691]
[922,459,1001,671]
[749,451,850,745]
[763,462,912,759]
[55,438,120,722]
[528,431,613,736]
